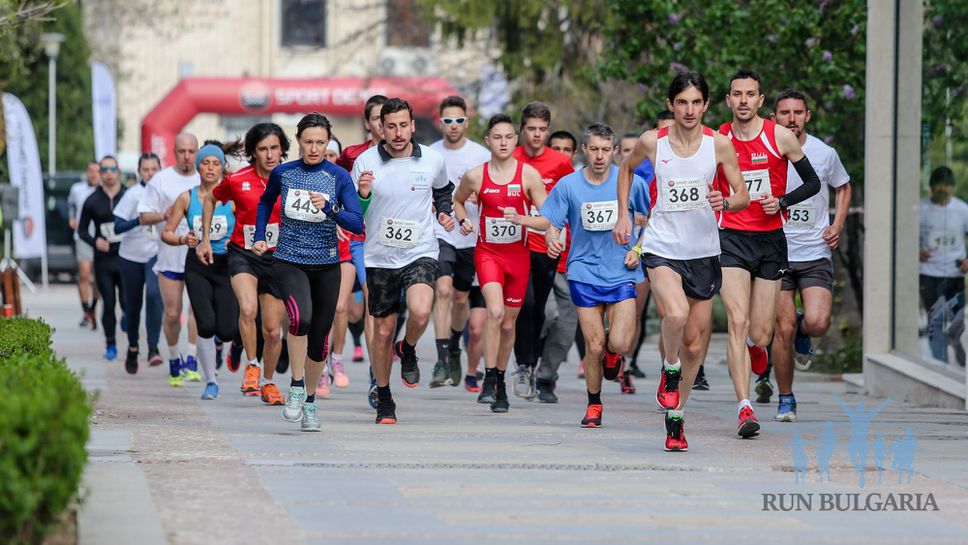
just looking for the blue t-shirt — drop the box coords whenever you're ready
[635,159,655,186]
[540,165,650,286]
[186,186,235,255]
[256,159,364,266]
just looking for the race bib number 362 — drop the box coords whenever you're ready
[379,217,421,249]
[581,200,618,231]
[662,177,707,212]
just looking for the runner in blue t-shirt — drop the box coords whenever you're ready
[541,123,650,428]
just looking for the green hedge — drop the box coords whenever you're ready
[0,319,90,544]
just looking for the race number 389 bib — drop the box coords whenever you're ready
[662,177,707,212]
[484,217,522,243]
[785,204,814,229]
[192,215,228,241]
[243,223,279,250]
[99,223,123,243]
[284,188,327,222]
[742,169,772,201]
[379,217,421,249]
[581,200,619,231]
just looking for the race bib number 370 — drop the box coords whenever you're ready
[284,188,327,222]
[662,177,707,212]
[379,217,420,249]
[581,200,618,231]
[484,217,522,243]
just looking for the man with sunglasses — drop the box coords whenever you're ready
[428,96,491,391]
[78,156,127,361]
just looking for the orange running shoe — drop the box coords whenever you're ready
[581,404,603,428]
[260,383,284,405]
[241,364,261,396]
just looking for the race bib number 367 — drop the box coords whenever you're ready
[581,200,618,231]
[379,217,420,249]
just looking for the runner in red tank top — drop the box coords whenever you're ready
[196,123,290,406]
[453,114,548,414]
[717,70,822,439]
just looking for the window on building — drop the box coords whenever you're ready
[281,0,326,48]
[386,0,430,47]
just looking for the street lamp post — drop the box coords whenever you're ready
[40,32,63,290]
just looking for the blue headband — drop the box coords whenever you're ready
[196,144,225,168]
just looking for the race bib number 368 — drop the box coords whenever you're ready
[662,177,707,212]
[379,217,420,249]
[581,200,618,231]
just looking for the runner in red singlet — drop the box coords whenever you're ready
[453,114,548,413]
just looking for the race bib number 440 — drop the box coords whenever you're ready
[484,217,522,243]
[742,169,773,201]
[192,215,228,241]
[379,218,421,249]
[662,178,707,212]
[284,188,327,222]
[243,223,279,250]
[581,200,618,231]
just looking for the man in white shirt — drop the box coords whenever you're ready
[767,89,852,421]
[918,165,968,363]
[428,95,490,391]
[138,133,201,386]
[68,161,100,328]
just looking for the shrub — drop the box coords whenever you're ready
[0,322,90,544]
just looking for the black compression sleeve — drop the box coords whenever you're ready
[779,156,822,208]
[432,182,455,217]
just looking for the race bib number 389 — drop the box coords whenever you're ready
[284,188,327,222]
[581,200,618,231]
[379,217,420,249]
[243,223,279,250]
[662,177,707,212]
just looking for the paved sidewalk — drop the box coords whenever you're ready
[23,285,968,544]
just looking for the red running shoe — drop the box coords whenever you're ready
[581,404,603,428]
[738,405,761,438]
[664,412,688,451]
[655,365,681,410]
[603,351,624,381]
[620,372,636,394]
[748,344,768,375]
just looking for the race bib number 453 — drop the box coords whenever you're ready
[785,204,814,229]
[581,200,618,231]
[379,217,420,249]
[662,178,707,212]
[284,188,327,222]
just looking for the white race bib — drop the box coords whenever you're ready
[484,216,522,244]
[742,169,772,201]
[526,204,545,235]
[99,223,123,243]
[142,224,159,240]
[928,230,961,253]
[284,188,327,223]
[379,217,421,249]
[243,223,279,250]
[192,215,228,241]
[785,204,815,229]
[662,177,707,212]
[581,200,619,231]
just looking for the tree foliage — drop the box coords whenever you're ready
[922,0,968,145]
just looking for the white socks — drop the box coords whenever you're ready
[663,359,681,371]
[738,399,752,414]
[197,337,217,384]
[168,344,180,361]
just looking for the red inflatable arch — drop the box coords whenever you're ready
[141,76,460,166]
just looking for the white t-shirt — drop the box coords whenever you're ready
[429,138,491,249]
[783,134,850,262]
[68,181,97,241]
[114,182,159,264]
[353,143,449,269]
[137,167,199,274]
[919,196,968,278]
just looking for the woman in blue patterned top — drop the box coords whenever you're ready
[253,112,364,431]
[162,142,239,400]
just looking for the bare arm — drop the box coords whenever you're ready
[714,133,750,212]
[512,165,549,231]
[161,193,192,247]
[454,167,482,234]
[614,131,656,244]
[823,183,852,249]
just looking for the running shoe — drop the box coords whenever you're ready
[477,375,497,404]
[317,367,331,399]
[602,351,624,381]
[394,341,420,387]
[147,347,163,367]
[793,311,814,371]
[581,404,603,428]
[577,361,585,379]
[215,338,224,370]
[261,383,284,405]
[446,350,462,386]
[512,364,535,399]
[201,382,219,400]
[775,394,798,422]
[748,344,769,375]
[183,355,202,382]
[620,372,636,394]
[301,403,321,432]
[464,374,482,392]
[79,314,91,328]
[86,310,97,331]
[353,345,365,363]
[738,405,761,438]
[103,344,118,361]
[429,359,449,388]
[167,374,184,387]
[241,364,261,396]
[227,342,242,373]
[664,412,688,452]
[491,382,509,413]
[375,397,397,424]
[124,349,138,375]
[168,358,183,387]
[282,386,306,422]
[655,364,681,410]
[368,367,378,409]
[693,364,710,391]
[627,362,646,379]
[536,380,558,403]
[754,375,773,404]
[331,357,349,388]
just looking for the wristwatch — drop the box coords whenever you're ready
[723,198,730,211]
